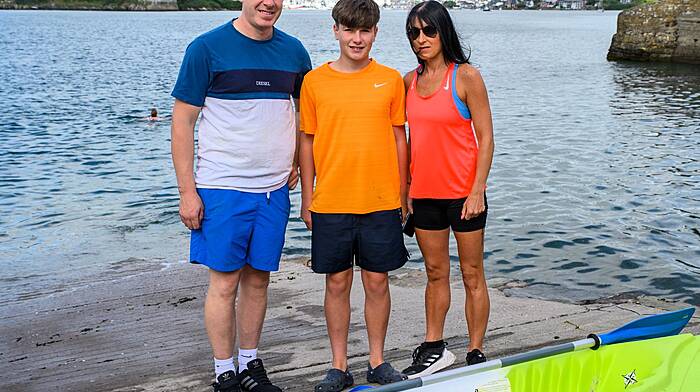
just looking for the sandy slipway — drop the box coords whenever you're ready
[1,258,698,391]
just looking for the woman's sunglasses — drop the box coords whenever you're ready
[407,25,438,40]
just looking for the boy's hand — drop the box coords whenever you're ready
[287,163,300,190]
[179,191,203,230]
[301,203,312,230]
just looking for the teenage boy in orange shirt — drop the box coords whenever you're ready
[298,0,409,390]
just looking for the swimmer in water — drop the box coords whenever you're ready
[147,108,160,121]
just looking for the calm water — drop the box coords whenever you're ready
[0,10,698,306]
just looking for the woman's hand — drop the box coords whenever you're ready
[461,190,485,220]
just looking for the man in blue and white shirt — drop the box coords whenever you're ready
[171,0,311,390]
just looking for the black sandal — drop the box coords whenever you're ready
[366,362,407,385]
[315,368,354,392]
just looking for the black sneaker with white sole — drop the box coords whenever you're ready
[237,359,282,392]
[466,349,487,366]
[213,370,241,392]
[402,341,456,379]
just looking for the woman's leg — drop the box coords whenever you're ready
[455,229,489,351]
[415,228,451,341]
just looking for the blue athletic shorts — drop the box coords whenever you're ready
[190,186,290,272]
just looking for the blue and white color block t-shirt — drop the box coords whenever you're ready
[172,20,312,193]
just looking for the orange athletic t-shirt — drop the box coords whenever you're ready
[299,60,406,214]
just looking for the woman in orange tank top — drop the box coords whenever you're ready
[400,0,495,380]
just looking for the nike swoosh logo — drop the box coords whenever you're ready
[374,82,387,88]
[241,355,253,358]
[444,75,450,90]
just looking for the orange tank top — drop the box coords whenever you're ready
[406,63,479,199]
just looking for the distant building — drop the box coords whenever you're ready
[559,0,585,9]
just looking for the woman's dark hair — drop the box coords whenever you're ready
[150,108,158,117]
[406,1,470,74]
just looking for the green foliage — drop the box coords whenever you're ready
[602,0,649,10]
[15,0,144,5]
[443,0,456,8]
[178,0,241,9]
[12,0,242,9]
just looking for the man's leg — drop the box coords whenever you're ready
[455,229,489,352]
[360,269,391,368]
[325,269,354,370]
[205,269,243,361]
[237,265,270,364]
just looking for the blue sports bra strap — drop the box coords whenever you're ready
[451,63,472,120]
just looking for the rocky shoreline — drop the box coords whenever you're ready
[1,258,697,391]
[608,0,700,64]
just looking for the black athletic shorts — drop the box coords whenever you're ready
[311,208,409,274]
[412,195,487,232]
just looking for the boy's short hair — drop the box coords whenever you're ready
[332,0,380,29]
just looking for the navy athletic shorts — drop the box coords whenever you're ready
[310,208,409,274]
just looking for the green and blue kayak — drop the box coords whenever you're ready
[369,308,698,392]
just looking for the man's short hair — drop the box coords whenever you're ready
[332,0,380,29]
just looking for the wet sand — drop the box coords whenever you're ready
[1,258,698,391]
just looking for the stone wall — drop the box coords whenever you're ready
[607,0,700,64]
[144,0,179,10]
[674,12,700,63]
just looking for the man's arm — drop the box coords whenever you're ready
[171,99,203,230]
[393,125,409,221]
[298,132,315,230]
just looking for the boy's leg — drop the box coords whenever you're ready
[356,208,408,370]
[310,212,356,371]
[205,269,243,360]
[360,269,390,368]
[325,269,354,370]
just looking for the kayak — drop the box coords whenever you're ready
[408,334,700,391]
[366,308,698,392]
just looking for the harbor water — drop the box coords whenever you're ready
[0,9,698,306]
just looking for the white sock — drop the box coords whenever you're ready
[214,356,235,378]
[238,348,258,373]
